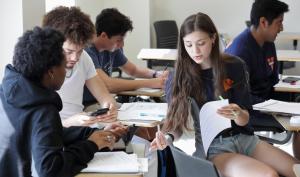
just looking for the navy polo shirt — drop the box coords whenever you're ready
[225,28,279,104]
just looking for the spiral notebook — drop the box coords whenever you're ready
[81,151,142,173]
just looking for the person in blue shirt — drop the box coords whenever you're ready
[150,12,298,177]
[0,27,126,177]
[84,8,168,104]
[225,0,300,160]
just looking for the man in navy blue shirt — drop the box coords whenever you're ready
[83,8,168,104]
[226,0,300,159]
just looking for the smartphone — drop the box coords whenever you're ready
[282,77,300,84]
[89,108,109,116]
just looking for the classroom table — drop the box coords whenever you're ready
[273,115,300,132]
[294,164,300,177]
[137,48,177,68]
[276,50,300,77]
[117,88,164,98]
[76,173,142,177]
[277,32,300,50]
[274,75,300,93]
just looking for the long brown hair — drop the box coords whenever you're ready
[164,12,225,133]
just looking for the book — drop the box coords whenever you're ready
[81,151,141,173]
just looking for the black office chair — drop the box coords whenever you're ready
[152,20,178,69]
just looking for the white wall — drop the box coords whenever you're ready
[76,0,150,68]
[150,0,300,74]
[0,1,23,80]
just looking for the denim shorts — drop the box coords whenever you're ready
[207,134,259,160]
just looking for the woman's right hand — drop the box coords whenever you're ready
[88,130,116,150]
[149,131,168,151]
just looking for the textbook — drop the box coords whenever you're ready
[253,99,300,115]
[117,102,168,121]
[81,151,146,173]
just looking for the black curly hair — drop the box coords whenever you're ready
[95,8,133,38]
[250,0,289,28]
[13,26,65,82]
[42,6,95,46]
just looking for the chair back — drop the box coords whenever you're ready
[152,20,178,69]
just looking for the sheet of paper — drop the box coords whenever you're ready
[81,151,139,173]
[253,99,300,115]
[118,102,168,121]
[199,99,231,156]
[137,48,177,60]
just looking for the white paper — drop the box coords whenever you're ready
[137,48,177,60]
[253,99,300,115]
[81,151,139,173]
[118,102,168,121]
[199,99,231,155]
[274,75,300,89]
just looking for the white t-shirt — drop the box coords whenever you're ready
[58,51,97,119]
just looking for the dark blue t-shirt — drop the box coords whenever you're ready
[85,45,128,76]
[225,28,278,104]
[83,45,128,104]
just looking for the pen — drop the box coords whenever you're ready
[157,124,160,132]
[219,96,238,119]
[163,64,168,71]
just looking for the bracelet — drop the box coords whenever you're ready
[152,71,157,78]
[166,133,174,142]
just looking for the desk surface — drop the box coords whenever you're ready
[76,173,142,177]
[294,164,300,177]
[117,89,164,97]
[277,50,300,62]
[277,32,300,41]
[274,115,300,131]
[274,75,300,93]
[137,48,177,61]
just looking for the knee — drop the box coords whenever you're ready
[262,169,279,177]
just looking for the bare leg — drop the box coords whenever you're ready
[293,132,300,160]
[211,153,278,177]
[251,141,298,177]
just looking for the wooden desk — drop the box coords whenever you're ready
[137,48,177,68]
[76,173,142,177]
[274,75,300,93]
[293,164,300,177]
[274,115,300,131]
[117,88,164,97]
[277,50,300,76]
[277,50,300,62]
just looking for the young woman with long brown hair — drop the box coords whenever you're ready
[150,12,298,177]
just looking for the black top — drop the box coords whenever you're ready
[165,56,254,136]
[0,65,98,177]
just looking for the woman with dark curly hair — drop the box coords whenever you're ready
[0,27,126,177]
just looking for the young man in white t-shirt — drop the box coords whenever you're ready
[42,6,118,127]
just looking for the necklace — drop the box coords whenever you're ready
[65,68,73,78]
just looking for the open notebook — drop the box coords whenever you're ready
[118,102,168,121]
[81,151,146,173]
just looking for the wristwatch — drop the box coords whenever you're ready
[152,70,157,78]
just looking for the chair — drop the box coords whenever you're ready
[152,20,178,69]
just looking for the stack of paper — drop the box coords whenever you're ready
[253,99,300,115]
[118,102,168,121]
[82,151,141,173]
